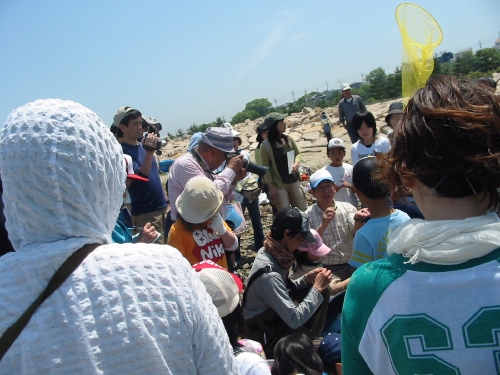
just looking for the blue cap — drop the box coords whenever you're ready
[310,170,334,188]
[317,333,341,364]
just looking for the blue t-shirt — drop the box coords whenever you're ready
[349,209,410,267]
[122,142,167,216]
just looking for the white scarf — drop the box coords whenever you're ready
[387,214,500,265]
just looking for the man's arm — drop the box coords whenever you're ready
[138,134,159,177]
[255,273,323,329]
[358,96,367,113]
[339,101,345,125]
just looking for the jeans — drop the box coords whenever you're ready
[345,122,359,144]
[241,197,264,250]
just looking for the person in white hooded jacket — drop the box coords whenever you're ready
[341,76,500,374]
[0,99,238,375]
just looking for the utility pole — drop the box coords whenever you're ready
[338,80,342,89]
[291,91,295,103]
[361,73,364,83]
[304,89,307,107]
[274,99,278,109]
[479,40,482,49]
[326,80,329,91]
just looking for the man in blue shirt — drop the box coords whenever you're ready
[114,106,167,243]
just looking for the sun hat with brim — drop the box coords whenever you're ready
[310,169,334,189]
[194,266,240,318]
[273,207,317,244]
[341,83,352,91]
[200,127,235,153]
[262,112,287,130]
[176,176,224,224]
[385,102,404,123]
[123,154,148,182]
[192,260,244,292]
[298,229,331,257]
[221,122,241,137]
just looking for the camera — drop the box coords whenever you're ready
[227,150,269,177]
[141,116,167,155]
[142,138,168,155]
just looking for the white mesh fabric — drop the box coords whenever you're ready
[0,99,125,251]
[0,99,125,336]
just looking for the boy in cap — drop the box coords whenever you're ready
[242,207,333,358]
[306,170,369,294]
[349,157,410,267]
[322,138,358,207]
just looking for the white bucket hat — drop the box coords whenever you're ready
[196,267,239,318]
[176,176,224,224]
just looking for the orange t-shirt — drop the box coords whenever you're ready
[167,221,232,269]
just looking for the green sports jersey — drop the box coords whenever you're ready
[342,247,500,375]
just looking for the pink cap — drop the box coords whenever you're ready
[297,229,331,257]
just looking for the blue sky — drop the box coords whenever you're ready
[0,0,498,133]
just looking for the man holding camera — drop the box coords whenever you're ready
[167,127,246,234]
[114,106,168,244]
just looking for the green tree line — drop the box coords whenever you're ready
[169,47,500,138]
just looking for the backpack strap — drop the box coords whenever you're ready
[241,265,278,308]
[0,243,100,361]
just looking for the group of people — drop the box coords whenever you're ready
[0,75,499,374]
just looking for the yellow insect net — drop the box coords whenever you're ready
[395,3,443,105]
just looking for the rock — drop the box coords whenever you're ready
[288,132,302,142]
[302,131,320,141]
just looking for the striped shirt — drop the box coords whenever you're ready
[306,201,357,265]
[168,152,235,221]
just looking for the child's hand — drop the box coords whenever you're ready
[354,208,370,222]
[339,180,354,190]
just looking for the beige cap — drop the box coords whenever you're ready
[176,176,224,223]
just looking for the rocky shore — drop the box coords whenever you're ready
[159,72,500,279]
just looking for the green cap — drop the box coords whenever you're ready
[262,112,287,129]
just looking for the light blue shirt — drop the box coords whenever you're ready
[349,210,410,267]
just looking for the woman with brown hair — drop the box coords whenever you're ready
[342,75,500,374]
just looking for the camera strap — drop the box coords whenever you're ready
[190,150,215,181]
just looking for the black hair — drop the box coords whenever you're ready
[267,120,289,146]
[221,304,245,347]
[353,157,388,200]
[177,214,208,232]
[116,109,142,138]
[352,111,377,136]
[120,109,142,127]
[270,208,302,240]
[271,333,324,375]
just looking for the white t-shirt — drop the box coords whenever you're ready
[323,163,358,207]
[236,352,272,375]
[351,136,391,165]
